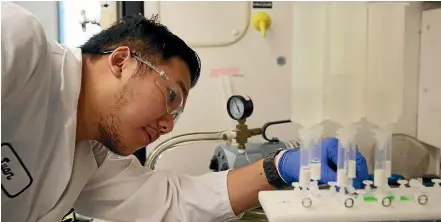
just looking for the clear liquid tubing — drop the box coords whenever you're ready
[348,160,356,179]
[337,169,348,187]
[299,168,311,187]
[291,3,326,127]
[385,135,392,177]
[336,124,359,185]
[374,169,386,188]
[325,2,366,187]
[347,134,357,178]
[336,138,348,186]
[310,162,321,181]
[346,140,357,179]
[385,160,392,178]
[365,4,406,185]
[310,125,324,180]
[298,127,317,186]
[373,126,392,187]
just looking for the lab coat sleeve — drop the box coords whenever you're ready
[1,2,49,103]
[74,147,241,222]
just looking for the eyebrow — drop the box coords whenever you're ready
[177,80,189,97]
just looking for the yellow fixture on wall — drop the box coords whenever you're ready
[252,11,271,37]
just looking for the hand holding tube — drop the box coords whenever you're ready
[276,138,369,189]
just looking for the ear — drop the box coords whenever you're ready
[107,46,132,78]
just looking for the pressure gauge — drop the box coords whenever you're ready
[227,95,254,120]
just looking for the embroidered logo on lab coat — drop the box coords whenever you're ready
[1,143,33,198]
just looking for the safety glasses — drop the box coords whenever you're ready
[101,50,184,122]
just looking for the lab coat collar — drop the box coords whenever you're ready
[73,48,82,63]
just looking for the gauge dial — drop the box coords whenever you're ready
[227,95,254,120]
[228,97,245,119]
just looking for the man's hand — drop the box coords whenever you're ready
[276,137,369,189]
[225,137,368,216]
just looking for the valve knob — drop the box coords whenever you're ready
[397,179,408,188]
[328,182,337,193]
[363,180,373,192]
[432,179,441,187]
[292,182,300,191]
[409,179,422,188]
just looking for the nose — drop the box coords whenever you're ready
[158,114,174,134]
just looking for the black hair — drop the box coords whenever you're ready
[80,14,201,88]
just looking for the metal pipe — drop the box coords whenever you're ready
[146,131,236,170]
[145,129,272,221]
[152,131,224,151]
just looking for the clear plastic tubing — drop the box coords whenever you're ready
[291,3,327,185]
[298,125,323,186]
[385,133,392,177]
[373,125,394,187]
[298,127,312,187]
[326,2,367,187]
[347,138,357,180]
[373,127,391,188]
[336,136,349,187]
[337,125,357,187]
[336,125,359,187]
[365,3,406,187]
[309,125,323,181]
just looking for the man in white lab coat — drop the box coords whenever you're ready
[1,2,368,222]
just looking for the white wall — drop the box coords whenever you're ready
[12,1,59,41]
[13,1,102,49]
[60,0,102,49]
[417,8,441,175]
[417,8,441,149]
[143,2,424,175]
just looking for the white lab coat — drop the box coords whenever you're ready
[1,2,240,222]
